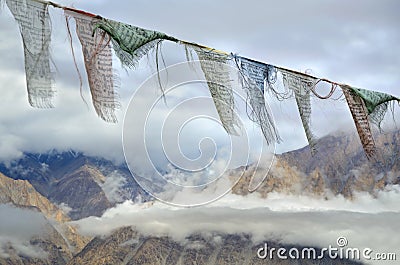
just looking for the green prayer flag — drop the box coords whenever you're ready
[349,87,398,114]
[347,86,399,127]
[95,18,177,68]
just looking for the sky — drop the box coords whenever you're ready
[0,0,399,166]
[0,1,400,263]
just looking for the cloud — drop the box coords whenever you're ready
[0,204,48,258]
[55,202,73,215]
[1,2,399,264]
[0,0,399,163]
[100,170,127,203]
[72,186,400,264]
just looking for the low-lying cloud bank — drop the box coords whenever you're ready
[72,186,400,264]
[0,205,48,259]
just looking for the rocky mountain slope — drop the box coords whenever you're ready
[0,130,397,264]
[0,173,90,265]
[66,227,362,265]
[0,151,148,220]
[233,130,400,198]
[0,223,72,265]
[1,130,397,220]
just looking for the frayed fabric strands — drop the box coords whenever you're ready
[6,0,55,108]
[95,18,178,68]
[349,87,399,127]
[342,85,376,158]
[244,81,281,145]
[237,57,280,144]
[65,10,119,123]
[281,70,317,154]
[193,46,241,136]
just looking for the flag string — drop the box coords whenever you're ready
[3,0,399,159]
[29,0,359,98]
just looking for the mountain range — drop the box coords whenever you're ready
[0,130,398,264]
[233,130,399,198]
[0,150,148,220]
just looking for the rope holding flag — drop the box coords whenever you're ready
[1,0,399,160]
[65,10,119,123]
[6,0,55,108]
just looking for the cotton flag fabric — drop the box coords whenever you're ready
[243,81,281,145]
[341,85,376,158]
[239,57,277,93]
[193,46,240,136]
[280,69,317,154]
[6,0,55,108]
[94,18,178,68]
[2,0,399,161]
[65,10,119,123]
[238,57,280,144]
[349,87,399,127]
